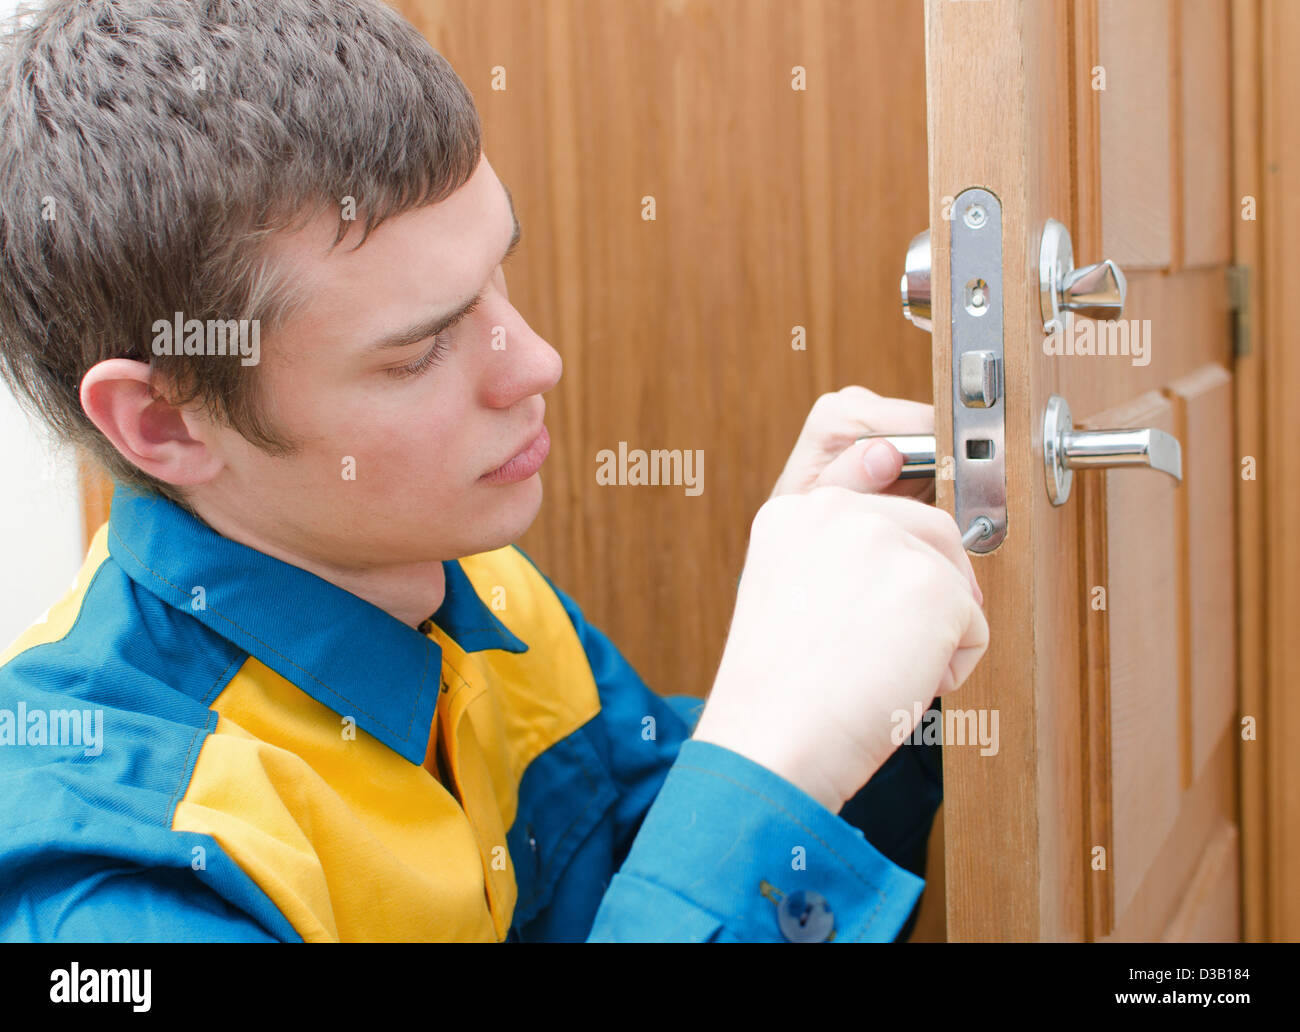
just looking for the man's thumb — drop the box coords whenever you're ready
[813,438,903,493]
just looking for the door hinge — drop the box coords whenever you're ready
[1228,264,1251,357]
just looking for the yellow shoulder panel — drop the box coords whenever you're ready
[0,522,111,668]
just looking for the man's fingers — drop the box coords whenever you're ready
[799,388,935,446]
[883,475,937,503]
[945,605,991,695]
[867,493,983,605]
[812,438,904,493]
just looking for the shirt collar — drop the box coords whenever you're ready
[106,482,527,764]
[430,555,529,654]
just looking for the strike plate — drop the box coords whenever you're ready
[949,188,1007,552]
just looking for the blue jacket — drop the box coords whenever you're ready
[0,483,940,941]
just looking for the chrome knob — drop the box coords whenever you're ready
[1042,394,1181,507]
[900,229,932,332]
[1039,218,1127,330]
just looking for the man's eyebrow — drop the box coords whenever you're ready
[366,185,522,353]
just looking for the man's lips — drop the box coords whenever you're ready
[480,423,550,482]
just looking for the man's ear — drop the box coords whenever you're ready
[79,358,225,486]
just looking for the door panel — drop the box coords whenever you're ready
[1169,365,1237,786]
[1079,379,1239,938]
[1161,819,1240,942]
[1098,0,1172,268]
[926,0,1241,940]
[1106,731,1238,941]
[1177,0,1233,268]
[1083,392,1181,929]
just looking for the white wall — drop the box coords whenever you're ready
[0,393,85,649]
[0,0,87,649]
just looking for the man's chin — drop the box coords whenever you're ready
[459,473,544,556]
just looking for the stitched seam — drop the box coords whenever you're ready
[109,523,431,743]
[437,655,478,709]
[164,709,219,822]
[203,653,247,707]
[853,886,890,942]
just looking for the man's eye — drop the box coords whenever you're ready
[386,336,450,380]
[385,294,484,380]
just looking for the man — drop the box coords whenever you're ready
[0,0,987,942]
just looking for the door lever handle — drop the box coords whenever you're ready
[860,397,1184,514]
[1043,394,1181,506]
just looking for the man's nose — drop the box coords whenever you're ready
[478,310,562,409]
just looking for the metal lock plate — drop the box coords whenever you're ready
[949,188,1006,552]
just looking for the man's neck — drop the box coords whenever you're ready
[280,552,449,631]
[185,505,447,630]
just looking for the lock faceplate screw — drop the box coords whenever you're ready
[961,516,995,550]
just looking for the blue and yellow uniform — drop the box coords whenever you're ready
[0,483,939,942]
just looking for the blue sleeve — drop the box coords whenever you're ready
[520,549,929,943]
[588,738,926,942]
[2,861,280,943]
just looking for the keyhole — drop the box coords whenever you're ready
[964,278,990,317]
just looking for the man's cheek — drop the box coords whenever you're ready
[362,448,463,498]
[332,401,464,478]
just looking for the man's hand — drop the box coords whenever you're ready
[693,486,988,814]
[768,385,936,502]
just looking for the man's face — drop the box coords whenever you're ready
[193,151,562,568]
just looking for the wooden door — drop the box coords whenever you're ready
[925,0,1244,940]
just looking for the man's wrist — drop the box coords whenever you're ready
[689,719,848,814]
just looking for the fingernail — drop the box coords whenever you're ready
[863,441,897,481]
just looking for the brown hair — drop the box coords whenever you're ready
[0,0,482,505]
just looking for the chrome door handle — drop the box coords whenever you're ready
[860,395,1184,519]
[1038,218,1126,329]
[1042,395,1181,506]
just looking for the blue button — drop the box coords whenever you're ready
[526,823,539,870]
[777,890,834,942]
